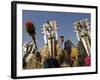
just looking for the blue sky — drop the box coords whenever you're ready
[22,10,91,51]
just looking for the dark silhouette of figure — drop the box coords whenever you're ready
[77,41,87,66]
[64,40,73,67]
[43,58,60,68]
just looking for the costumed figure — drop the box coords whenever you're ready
[23,21,41,69]
[41,20,68,68]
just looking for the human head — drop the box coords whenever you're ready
[43,58,60,68]
[60,36,64,44]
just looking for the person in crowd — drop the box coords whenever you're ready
[59,36,64,49]
[84,54,91,66]
[70,47,78,67]
[64,40,73,66]
[77,41,87,66]
[43,57,60,68]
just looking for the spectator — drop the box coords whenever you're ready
[59,36,64,49]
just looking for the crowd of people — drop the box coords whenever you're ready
[58,35,91,67]
[23,21,91,69]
